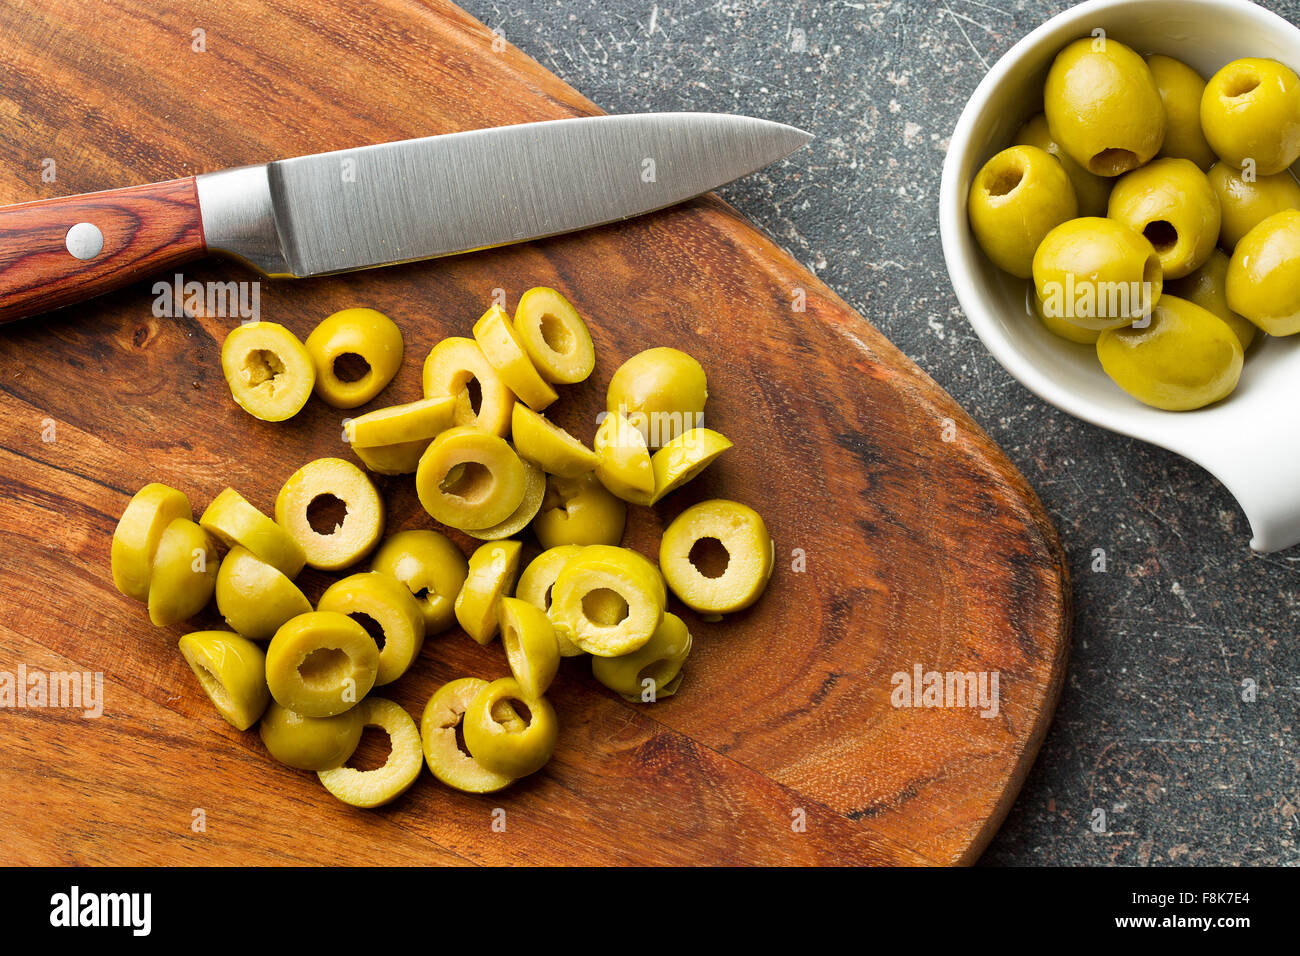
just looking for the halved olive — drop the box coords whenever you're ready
[513,287,596,384]
[259,701,365,771]
[473,304,557,410]
[214,546,312,640]
[345,396,455,447]
[265,611,380,717]
[591,612,692,703]
[370,530,468,635]
[454,540,523,645]
[511,403,598,477]
[275,458,384,571]
[515,545,587,657]
[422,336,515,436]
[421,678,516,793]
[221,322,315,422]
[317,572,427,686]
[462,677,558,778]
[498,597,560,697]
[147,518,219,627]
[659,499,774,616]
[200,487,306,579]
[111,483,192,602]
[178,630,270,730]
[649,427,732,503]
[593,412,655,504]
[533,472,627,549]
[317,698,423,808]
[415,426,527,531]
[305,308,404,409]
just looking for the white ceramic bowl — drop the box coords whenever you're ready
[940,0,1300,552]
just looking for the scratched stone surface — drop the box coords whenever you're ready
[460,0,1300,865]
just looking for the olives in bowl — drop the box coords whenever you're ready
[942,0,1300,552]
[957,15,1300,414]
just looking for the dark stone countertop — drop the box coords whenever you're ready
[459,0,1300,864]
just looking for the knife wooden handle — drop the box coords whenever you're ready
[0,178,206,324]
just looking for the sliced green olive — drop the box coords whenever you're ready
[275,457,385,571]
[592,412,655,504]
[317,698,423,808]
[178,630,270,730]
[147,518,219,627]
[462,677,559,778]
[466,459,546,541]
[648,427,732,503]
[200,486,306,579]
[513,287,596,385]
[370,530,468,635]
[305,308,404,409]
[421,678,517,793]
[473,303,558,410]
[111,483,192,602]
[221,321,316,422]
[454,540,523,645]
[344,396,455,448]
[591,612,692,703]
[659,499,774,615]
[549,545,665,657]
[511,403,598,477]
[259,700,365,771]
[265,611,379,717]
[498,597,560,697]
[533,472,627,549]
[353,440,430,476]
[214,546,312,640]
[318,571,427,686]
[422,336,515,436]
[515,545,587,657]
[415,426,526,531]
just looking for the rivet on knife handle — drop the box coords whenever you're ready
[0,178,206,324]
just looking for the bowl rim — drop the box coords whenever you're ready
[938,0,1300,444]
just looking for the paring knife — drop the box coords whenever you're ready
[0,112,811,324]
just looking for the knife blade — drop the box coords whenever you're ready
[0,113,811,324]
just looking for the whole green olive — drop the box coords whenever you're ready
[1045,36,1165,176]
[1147,54,1217,170]
[1096,295,1243,410]
[605,347,707,448]
[1225,208,1300,336]
[1107,158,1220,280]
[1032,217,1163,331]
[1014,113,1112,217]
[1208,161,1300,250]
[968,145,1078,278]
[1201,57,1300,176]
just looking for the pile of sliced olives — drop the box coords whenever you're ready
[112,287,774,808]
[969,35,1300,411]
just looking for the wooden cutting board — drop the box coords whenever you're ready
[0,0,1069,865]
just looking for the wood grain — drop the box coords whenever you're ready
[0,0,1070,865]
[0,178,204,323]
